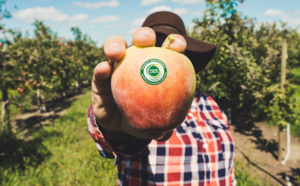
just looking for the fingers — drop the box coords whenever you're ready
[94,62,113,81]
[91,62,117,124]
[92,62,113,90]
[131,28,187,53]
[97,35,127,91]
[93,36,127,126]
[103,27,156,63]
[132,27,156,47]
[104,36,127,63]
[162,34,187,53]
[104,29,187,63]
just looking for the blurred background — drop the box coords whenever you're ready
[0,0,299,185]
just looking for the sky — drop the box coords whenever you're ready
[1,0,300,46]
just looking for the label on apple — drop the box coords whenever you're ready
[140,58,167,85]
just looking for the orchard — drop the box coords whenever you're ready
[0,0,299,140]
[0,21,106,131]
[192,0,300,135]
[0,0,300,185]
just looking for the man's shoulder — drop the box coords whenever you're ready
[190,89,229,129]
[194,89,218,106]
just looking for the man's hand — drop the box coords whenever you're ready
[92,27,187,139]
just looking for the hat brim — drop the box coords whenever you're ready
[151,26,217,72]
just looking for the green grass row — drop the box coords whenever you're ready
[0,90,263,185]
[0,91,117,185]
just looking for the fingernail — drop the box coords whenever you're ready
[176,38,186,48]
[134,28,155,42]
[106,42,122,52]
[139,29,153,37]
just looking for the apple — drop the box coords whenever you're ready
[111,35,196,132]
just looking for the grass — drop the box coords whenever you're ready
[234,159,265,186]
[0,91,117,185]
[0,90,262,185]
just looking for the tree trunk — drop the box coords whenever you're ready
[75,79,80,93]
[37,88,46,112]
[1,47,10,132]
[1,88,11,132]
[63,66,69,97]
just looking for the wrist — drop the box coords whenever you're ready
[96,119,151,156]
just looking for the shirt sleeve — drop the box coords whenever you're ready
[231,166,237,186]
[87,105,116,159]
[87,106,151,161]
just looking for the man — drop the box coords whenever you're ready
[88,11,236,185]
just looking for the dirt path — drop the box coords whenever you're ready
[231,121,300,186]
[12,92,83,141]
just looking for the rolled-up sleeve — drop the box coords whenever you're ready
[87,106,116,159]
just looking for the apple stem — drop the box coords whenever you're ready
[162,34,175,49]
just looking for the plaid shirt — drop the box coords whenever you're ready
[88,90,236,186]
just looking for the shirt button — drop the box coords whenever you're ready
[203,143,208,149]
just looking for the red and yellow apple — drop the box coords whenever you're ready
[111,37,196,132]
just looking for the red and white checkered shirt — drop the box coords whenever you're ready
[87,90,236,186]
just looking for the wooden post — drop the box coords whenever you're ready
[278,38,287,161]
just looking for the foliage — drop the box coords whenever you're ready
[192,0,300,128]
[0,20,105,130]
[15,21,105,98]
[263,84,298,127]
[0,0,12,20]
[0,0,299,184]
[290,69,300,136]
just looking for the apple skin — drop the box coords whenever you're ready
[111,46,196,132]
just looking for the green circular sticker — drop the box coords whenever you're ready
[141,58,167,85]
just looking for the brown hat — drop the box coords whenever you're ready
[142,11,216,72]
